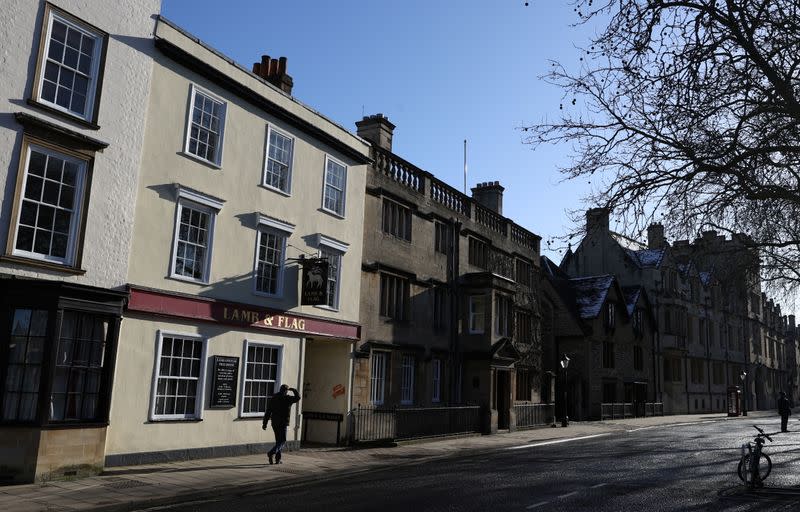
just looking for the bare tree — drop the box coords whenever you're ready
[526,0,800,291]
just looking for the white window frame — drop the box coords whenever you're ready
[370,351,387,406]
[183,84,227,167]
[252,214,294,298]
[321,155,347,217]
[169,185,223,284]
[432,358,442,403]
[11,143,87,266]
[469,295,486,334]
[239,340,283,418]
[35,6,105,122]
[401,354,415,405]
[262,125,294,195]
[149,331,208,421]
[316,234,348,311]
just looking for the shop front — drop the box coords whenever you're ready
[104,286,359,466]
[0,277,125,483]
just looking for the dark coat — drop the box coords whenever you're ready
[778,395,792,417]
[263,389,300,428]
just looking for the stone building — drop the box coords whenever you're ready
[351,114,542,433]
[541,258,654,421]
[0,0,160,483]
[561,208,795,415]
[104,17,371,466]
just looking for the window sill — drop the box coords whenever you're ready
[167,274,210,286]
[258,183,291,197]
[319,207,345,220]
[1,254,86,275]
[315,304,340,313]
[146,418,204,424]
[26,98,100,130]
[179,151,222,170]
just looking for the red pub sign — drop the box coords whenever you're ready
[127,286,360,340]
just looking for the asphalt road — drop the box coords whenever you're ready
[137,418,800,512]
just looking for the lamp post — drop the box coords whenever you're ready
[560,354,570,427]
[740,371,748,416]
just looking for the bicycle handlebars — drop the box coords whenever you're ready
[753,425,774,442]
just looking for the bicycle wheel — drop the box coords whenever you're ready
[738,453,772,482]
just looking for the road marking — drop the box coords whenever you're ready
[590,483,608,489]
[626,420,716,432]
[525,501,549,509]
[507,433,612,450]
[558,491,578,499]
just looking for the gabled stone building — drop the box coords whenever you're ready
[561,208,796,415]
[541,258,654,420]
[352,114,542,432]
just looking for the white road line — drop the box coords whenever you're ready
[525,501,549,509]
[507,433,612,450]
[558,491,578,499]
[590,483,608,489]
[627,420,716,432]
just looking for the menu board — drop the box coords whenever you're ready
[210,356,239,408]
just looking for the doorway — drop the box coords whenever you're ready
[494,370,510,430]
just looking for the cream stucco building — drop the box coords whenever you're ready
[104,17,370,465]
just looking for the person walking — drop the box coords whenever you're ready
[778,391,791,433]
[262,384,301,464]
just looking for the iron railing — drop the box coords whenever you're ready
[349,404,482,443]
[514,403,555,429]
[601,402,664,420]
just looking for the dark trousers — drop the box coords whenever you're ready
[268,423,288,460]
[781,414,789,432]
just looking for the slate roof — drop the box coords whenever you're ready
[569,275,614,320]
[624,248,666,269]
[622,286,642,315]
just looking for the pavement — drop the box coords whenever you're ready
[0,411,777,512]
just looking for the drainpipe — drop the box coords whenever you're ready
[294,336,306,444]
[449,218,462,403]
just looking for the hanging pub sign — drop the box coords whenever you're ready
[301,258,329,306]
[210,355,239,408]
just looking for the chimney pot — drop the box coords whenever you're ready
[471,181,505,215]
[356,113,396,151]
[586,208,610,234]
[252,54,293,95]
[647,223,665,249]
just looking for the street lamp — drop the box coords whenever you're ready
[740,371,748,416]
[560,354,570,427]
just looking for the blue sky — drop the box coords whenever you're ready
[161,0,601,262]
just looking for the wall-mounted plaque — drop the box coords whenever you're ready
[210,355,239,408]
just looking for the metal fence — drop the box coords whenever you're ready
[349,405,483,443]
[514,403,555,429]
[601,402,664,420]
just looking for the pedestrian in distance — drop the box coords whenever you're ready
[262,384,300,464]
[778,391,791,433]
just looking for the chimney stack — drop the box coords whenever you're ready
[355,113,395,151]
[647,223,665,249]
[586,208,610,234]
[252,55,293,95]
[471,181,505,215]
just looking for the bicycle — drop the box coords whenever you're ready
[737,425,773,487]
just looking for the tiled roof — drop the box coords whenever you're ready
[624,248,666,269]
[622,286,642,315]
[569,275,614,320]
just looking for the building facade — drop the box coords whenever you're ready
[103,17,371,466]
[352,114,542,433]
[0,0,160,483]
[541,258,655,421]
[561,208,796,415]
